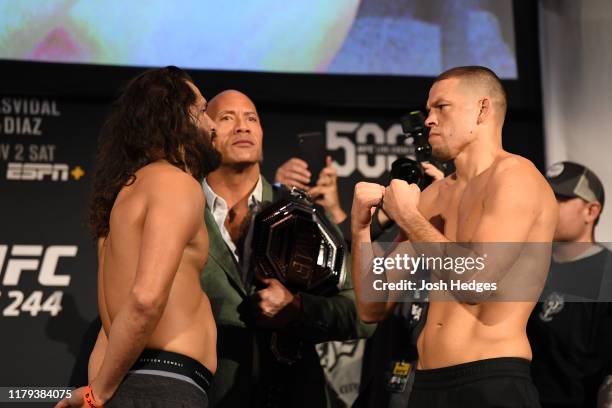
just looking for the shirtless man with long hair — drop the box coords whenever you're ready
[57,66,220,408]
[351,66,558,407]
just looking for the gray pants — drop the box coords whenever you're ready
[106,373,208,408]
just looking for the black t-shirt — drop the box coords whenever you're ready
[528,247,612,408]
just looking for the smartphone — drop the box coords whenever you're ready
[297,132,326,186]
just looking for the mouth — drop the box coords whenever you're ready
[232,139,254,147]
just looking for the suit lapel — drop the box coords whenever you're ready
[204,208,247,296]
[261,177,274,204]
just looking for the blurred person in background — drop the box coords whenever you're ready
[527,161,612,408]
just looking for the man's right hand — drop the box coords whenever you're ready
[56,384,109,408]
[274,158,311,190]
[55,387,87,408]
[351,182,385,234]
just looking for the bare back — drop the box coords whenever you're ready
[416,153,557,369]
[98,161,217,372]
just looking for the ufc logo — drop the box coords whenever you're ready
[7,162,69,181]
[326,121,414,178]
[0,245,77,286]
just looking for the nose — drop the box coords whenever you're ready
[425,111,437,128]
[234,115,250,133]
[203,113,216,134]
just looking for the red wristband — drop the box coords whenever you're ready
[83,385,104,408]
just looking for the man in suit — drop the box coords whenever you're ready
[199,89,373,407]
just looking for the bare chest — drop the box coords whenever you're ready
[428,177,489,242]
[224,201,251,244]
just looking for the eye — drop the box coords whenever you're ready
[220,115,232,121]
[247,116,258,122]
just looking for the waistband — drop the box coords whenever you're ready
[413,357,531,389]
[129,349,213,394]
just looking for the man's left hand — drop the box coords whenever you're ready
[383,179,421,225]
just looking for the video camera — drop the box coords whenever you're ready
[390,111,452,189]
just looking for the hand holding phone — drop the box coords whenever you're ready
[297,131,326,186]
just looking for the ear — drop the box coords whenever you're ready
[585,201,602,224]
[476,98,492,125]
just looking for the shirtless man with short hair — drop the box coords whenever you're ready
[57,66,221,408]
[351,66,558,407]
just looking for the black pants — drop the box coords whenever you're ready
[408,357,541,408]
[106,373,208,408]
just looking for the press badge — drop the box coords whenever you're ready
[386,360,412,393]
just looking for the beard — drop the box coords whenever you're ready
[185,128,222,181]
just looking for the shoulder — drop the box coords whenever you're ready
[134,162,205,214]
[490,154,540,180]
[485,154,558,221]
[489,154,552,196]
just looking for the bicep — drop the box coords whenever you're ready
[417,179,441,220]
[467,171,545,284]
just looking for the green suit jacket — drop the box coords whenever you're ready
[200,177,374,407]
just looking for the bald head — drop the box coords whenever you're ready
[435,66,507,123]
[206,89,263,169]
[207,89,258,119]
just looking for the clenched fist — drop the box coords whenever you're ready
[351,182,385,234]
[382,179,421,226]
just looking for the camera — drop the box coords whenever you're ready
[390,111,451,189]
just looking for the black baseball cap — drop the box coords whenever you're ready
[546,161,605,208]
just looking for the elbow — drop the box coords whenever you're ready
[130,290,165,318]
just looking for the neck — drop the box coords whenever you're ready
[207,163,260,208]
[453,129,503,180]
[553,228,595,261]
[574,228,595,244]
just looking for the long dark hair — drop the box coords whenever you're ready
[88,66,218,238]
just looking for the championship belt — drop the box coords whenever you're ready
[249,185,347,296]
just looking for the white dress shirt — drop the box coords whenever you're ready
[202,176,263,262]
